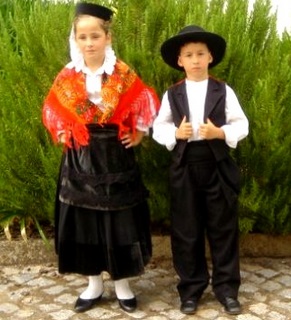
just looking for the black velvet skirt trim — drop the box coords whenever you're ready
[55,201,152,279]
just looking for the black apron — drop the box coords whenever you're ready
[59,124,148,210]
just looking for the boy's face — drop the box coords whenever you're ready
[178,42,213,81]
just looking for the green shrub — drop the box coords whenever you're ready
[0,0,291,238]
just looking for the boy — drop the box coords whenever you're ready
[153,25,248,315]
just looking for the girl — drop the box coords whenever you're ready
[43,2,159,313]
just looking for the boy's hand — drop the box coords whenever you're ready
[175,116,193,140]
[199,118,225,140]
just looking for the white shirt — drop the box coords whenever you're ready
[153,78,249,150]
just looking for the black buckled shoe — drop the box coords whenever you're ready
[180,299,198,314]
[74,294,102,313]
[118,297,137,312]
[223,297,241,315]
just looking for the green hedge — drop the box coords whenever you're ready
[0,0,290,237]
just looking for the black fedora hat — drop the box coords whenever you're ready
[75,2,113,21]
[161,25,226,71]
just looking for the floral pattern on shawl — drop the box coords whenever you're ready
[43,59,160,147]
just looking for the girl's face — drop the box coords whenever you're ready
[75,15,111,69]
[178,42,213,81]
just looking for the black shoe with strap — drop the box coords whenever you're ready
[74,294,102,313]
[118,297,137,312]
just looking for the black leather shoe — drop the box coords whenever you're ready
[118,297,137,312]
[74,295,102,313]
[223,297,241,315]
[180,299,198,314]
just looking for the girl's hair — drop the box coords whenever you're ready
[73,15,112,34]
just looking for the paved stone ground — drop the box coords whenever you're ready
[1,237,291,319]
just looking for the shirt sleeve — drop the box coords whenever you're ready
[152,91,177,151]
[221,85,249,148]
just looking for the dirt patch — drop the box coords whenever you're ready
[1,222,291,267]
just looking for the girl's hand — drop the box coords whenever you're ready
[121,130,145,148]
[58,133,68,144]
[58,131,72,145]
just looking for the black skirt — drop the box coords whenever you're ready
[54,124,152,279]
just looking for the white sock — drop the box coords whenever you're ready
[80,275,104,299]
[114,278,134,300]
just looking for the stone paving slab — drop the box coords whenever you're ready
[1,236,291,319]
[1,257,291,320]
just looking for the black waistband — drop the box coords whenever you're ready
[185,140,215,162]
[187,140,209,147]
[86,123,118,134]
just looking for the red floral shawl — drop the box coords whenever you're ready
[43,59,160,147]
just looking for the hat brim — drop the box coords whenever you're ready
[161,31,226,71]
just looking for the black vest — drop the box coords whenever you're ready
[168,77,240,196]
[168,77,230,165]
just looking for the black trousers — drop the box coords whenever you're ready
[169,141,241,303]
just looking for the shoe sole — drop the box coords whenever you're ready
[181,310,196,315]
[225,308,241,315]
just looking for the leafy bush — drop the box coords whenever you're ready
[0,0,291,239]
